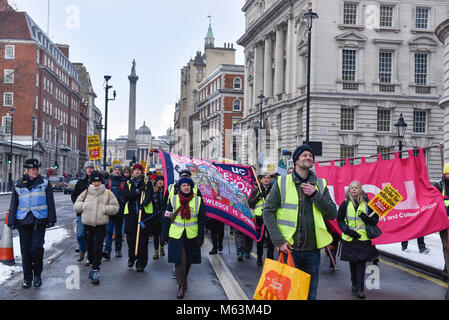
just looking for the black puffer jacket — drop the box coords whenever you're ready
[123,177,153,234]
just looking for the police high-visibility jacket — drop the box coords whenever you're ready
[276,174,333,249]
[124,180,153,215]
[169,195,201,239]
[341,201,369,242]
[15,179,49,220]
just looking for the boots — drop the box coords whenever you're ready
[89,269,100,285]
[160,246,165,257]
[153,250,159,260]
[77,251,85,262]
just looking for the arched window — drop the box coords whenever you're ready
[233,77,241,89]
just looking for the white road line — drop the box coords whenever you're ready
[202,237,249,300]
[6,249,65,287]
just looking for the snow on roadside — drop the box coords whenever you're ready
[0,226,70,285]
[376,232,445,271]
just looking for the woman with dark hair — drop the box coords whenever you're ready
[337,181,379,299]
[151,175,166,259]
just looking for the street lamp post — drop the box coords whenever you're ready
[103,75,116,171]
[394,113,407,159]
[8,107,15,191]
[31,115,37,159]
[302,1,318,144]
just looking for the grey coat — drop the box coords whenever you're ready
[263,170,337,251]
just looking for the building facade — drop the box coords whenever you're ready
[190,64,245,162]
[0,2,87,178]
[237,0,447,180]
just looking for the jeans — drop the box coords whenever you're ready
[76,216,87,253]
[104,216,124,253]
[84,225,106,270]
[17,224,46,282]
[284,249,321,300]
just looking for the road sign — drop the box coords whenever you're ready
[88,135,102,160]
[368,184,403,218]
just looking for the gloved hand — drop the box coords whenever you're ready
[345,230,361,239]
[359,213,376,225]
[139,203,147,210]
[46,222,55,229]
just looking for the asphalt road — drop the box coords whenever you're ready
[0,192,447,300]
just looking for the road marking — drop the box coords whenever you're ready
[203,237,249,300]
[379,258,448,289]
[6,250,65,287]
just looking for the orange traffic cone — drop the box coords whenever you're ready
[0,210,15,265]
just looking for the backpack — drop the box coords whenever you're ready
[108,179,125,191]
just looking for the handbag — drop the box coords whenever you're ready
[366,223,382,239]
[253,251,311,300]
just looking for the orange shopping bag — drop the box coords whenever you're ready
[253,251,311,300]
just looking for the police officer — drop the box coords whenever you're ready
[8,159,56,288]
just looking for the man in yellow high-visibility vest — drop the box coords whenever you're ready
[434,163,449,281]
[263,144,337,300]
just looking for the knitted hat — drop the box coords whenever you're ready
[132,163,144,172]
[112,164,122,171]
[293,144,315,163]
[123,166,132,173]
[84,161,95,169]
[444,163,449,175]
[178,177,194,190]
[89,170,104,184]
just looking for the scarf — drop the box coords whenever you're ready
[178,191,194,219]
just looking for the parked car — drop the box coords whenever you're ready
[63,180,78,195]
[49,176,65,191]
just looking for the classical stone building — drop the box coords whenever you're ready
[237,0,448,180]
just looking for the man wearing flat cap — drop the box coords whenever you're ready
[263,144,337,300]
[8,159,56,289]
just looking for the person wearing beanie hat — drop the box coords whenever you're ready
[262,143,337,300]
[8,158,56,288]
[71,160,96,264]
[74,168,119,285]
[123,161,154,272]
[161,175,205,299]
[150,174,167,260]
[123,166,132,182]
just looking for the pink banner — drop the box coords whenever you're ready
[315,149,449,245]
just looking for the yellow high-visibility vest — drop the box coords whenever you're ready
[275,174,332,249]
[124,180,153,215]
[341,201,369,242]
[169,195,201,239]
[254,198,264,217]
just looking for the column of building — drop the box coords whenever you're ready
[436,19,449,160]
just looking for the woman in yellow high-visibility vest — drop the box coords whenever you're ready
[162,177,205,299]
[337,181,379,300]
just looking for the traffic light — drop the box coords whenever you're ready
[7,154,11,165]
[54,161,58,169]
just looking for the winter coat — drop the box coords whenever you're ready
[123,177,153,234]
[105,174,126,215]
[8,174,56,227]
[147,188,166,235]
[71,175,90,217]
[337,197,378,262]
[161,195,206,265]
[74,184,119,227]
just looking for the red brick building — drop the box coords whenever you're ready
[0,2,86,178]
[191,64,244,162]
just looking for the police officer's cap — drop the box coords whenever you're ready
[23,159,41,169]
[179,169,192,177]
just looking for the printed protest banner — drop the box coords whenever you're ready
[159,151,259,241]
[87,135,102,160]
[368,184,403,218]
[315,149,449,245]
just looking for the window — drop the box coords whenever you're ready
[4,45,15,59]
[380,5,394,27]
[377,146,392,160]
[379,51,392,83]
[377,108,391,132]
[342,49,356,81]
[416,7,429,29]
[340,145,355,165]
[36,73,39,87]
[341,107,355,131]
[3,93,13,107]
[232,121,241,134]
[415,53,428,85]
[413,110,427,133]
[233,99,241,111]
[233,77,241,89]
[343,2,358,25]
[35,96,39,110]
[2,116,12,134]
[3,69,14,84]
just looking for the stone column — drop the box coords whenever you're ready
[285,14,294,95]
[436,19,449,160]
[263,34,273,98]
[274,24,285,97]
[254,41,264,106]
[126,59,138,159]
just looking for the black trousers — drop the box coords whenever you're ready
[256,216,274,261]
[402,237,425,250]
[349,261,366,292]
[84,225,106,270]
[210,219,224,250]
[126,227,150,269]
[18,224,46,282]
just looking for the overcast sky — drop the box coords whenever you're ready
[10,0,246,139]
